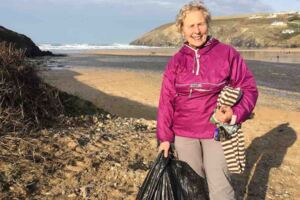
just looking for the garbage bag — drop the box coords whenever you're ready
[136,152,209,200]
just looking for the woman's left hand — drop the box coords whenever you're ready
[214,105,233,123]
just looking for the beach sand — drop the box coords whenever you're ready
[39,48,300,198]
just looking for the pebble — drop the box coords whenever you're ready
[68,193,77,198]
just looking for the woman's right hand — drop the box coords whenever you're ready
[158,141,170,158]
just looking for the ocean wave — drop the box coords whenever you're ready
[38,43,162,51]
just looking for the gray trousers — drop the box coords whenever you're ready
[174,135,235,200]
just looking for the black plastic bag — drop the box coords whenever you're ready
[136,152,209,200]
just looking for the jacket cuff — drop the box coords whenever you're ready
[232,106,243,124]
[230,114,237,125]
[157,132,175,143]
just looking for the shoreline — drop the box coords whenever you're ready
[86,47,300,57]
[86,47,178,56]
[82,47,300,64]
[42,51,300,94]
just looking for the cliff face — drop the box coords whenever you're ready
[131,12,300,48]
[0,25,52,57]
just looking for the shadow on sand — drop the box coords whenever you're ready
[233,123,297,200]
[41,68,159,120]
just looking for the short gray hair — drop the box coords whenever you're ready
[175,0,211,32]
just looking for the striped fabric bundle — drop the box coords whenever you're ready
[212,86,245,174]
[217,86,242,108]
[221,128,245,174]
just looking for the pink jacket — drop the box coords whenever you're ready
[156,38,258,142]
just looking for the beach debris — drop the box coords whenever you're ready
[271,21,287,26]
[0,53,159,198]
[0,113,158,199]
[282,29,295,34]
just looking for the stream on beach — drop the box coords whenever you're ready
[45,50,300,95]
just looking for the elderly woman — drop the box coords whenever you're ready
[156,1,258,200]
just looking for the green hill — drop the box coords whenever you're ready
[130,12,300,48]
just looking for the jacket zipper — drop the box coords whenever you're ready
[176,81,226,98]
[183,44,201,76]
[195,50,200,76]
[175,81,226,87]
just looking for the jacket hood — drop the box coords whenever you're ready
[179,36,219,56]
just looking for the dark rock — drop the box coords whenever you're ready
[0,25,53,57]
[101,133,115,141]
[128,155,149,171]
[0,172,10,192]
[26,180,39,195]
[77,136,90,146]
[231,37,261,48]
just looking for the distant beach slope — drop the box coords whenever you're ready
[130,12,300,48]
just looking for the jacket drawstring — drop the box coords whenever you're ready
[189,88,193,97]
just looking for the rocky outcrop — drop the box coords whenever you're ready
[131,12,300,48]
[0,25,53,57]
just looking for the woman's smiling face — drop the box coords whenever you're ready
[182,10,208,49]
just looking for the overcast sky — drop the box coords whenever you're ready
[0,0,299,44]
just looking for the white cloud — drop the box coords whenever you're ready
[0,0,278,15]
[9,0,181,6]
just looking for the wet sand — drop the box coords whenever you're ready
[88,47,300,63]
[88,47,300,56]
[87,47,178,56]
[47,52,300,93]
